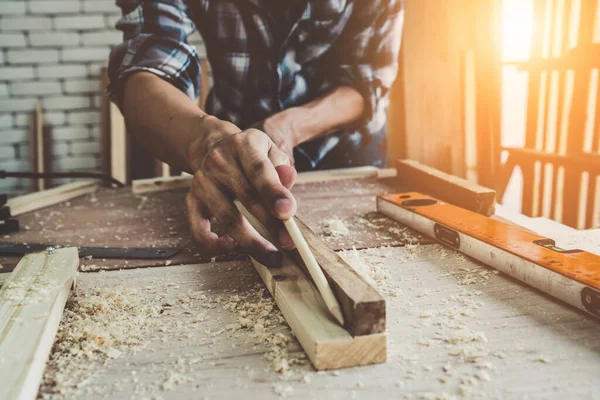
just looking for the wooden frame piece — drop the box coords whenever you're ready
[7,180,97,217]
[131,167,394,195]
[0,247,79,400]
[30,103,46,192]
[132,174,192,194]
[238,204,386,369]
[396,159,496,216]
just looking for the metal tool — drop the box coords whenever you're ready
[377,192,600,320]
[0,242,180,259]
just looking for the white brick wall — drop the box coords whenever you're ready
[0,0,207,193]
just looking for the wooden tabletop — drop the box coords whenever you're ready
[3,173,599,399]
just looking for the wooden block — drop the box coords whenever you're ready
[7,180,97,217]
[250,256,386,370]
[31,103,45,192]
[0,247,79,400]
[291,218,385,336]
[239,205,386,369]
[238,203,385,337]
[396,159,496,215]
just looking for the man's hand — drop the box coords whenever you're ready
[251,110,301,166]
[185,117,298,267]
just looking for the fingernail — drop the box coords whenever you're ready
[279,230,295,250]
[274,198,293,216]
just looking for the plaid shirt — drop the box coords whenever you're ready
[108,0,403,169]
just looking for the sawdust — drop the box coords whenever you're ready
[212,285,307,375]
[40,286,163,398]
[321,218,350,237]
[78,264,108,272]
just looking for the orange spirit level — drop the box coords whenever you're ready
[377,192,600,319]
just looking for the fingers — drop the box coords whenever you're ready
[191,171,283,267]
[202,144,294,250]
[185,193,235,252]
[236,130,297,220]
[275,165,297,190]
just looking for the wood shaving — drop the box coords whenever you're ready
[40,287,163,398]
[321,218,350,237]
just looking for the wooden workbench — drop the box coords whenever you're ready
[2,173,599,399]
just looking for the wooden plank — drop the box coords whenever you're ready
[0,272,8,287]
[131,167,390,195]
[396,159,496,215]
[238,203,385,337]
[110,101,128,185]
[294,166,381,184]
[7,180,97,217]
[0,247,79,400]
[402,0,468,176]
[237,204,386,369]
[132,174,192,194]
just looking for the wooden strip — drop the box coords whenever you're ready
[7,180,97,217]
[0,247,79,400]
[132,174,192,194]
[131,167,389,194]
[31,103,45,191]
[238,203,385,337]
[283,218,344,325]
[396,159,496,215]
[238,205,386,369]
[0,272,8,287]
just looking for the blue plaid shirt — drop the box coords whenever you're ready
[108,0,403,169]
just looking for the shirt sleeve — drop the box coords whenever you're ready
[107,0,201,110]
[329,0,404,128]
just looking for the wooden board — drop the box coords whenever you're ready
[250,255,386,370]
[0,247,79,400]
[396,159,496,215]
[239,202,386,337]
[132,175,192,194]
[38,246,600,399]
[131,167,394,195]
[7,180,98,216]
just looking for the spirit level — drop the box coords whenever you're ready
[377,192,600,319]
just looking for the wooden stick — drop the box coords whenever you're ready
[7,180,97,216]
[31,103,45,192]
[283,218,344,325]
[131,167,389,195]
[396,159,496,215]
[132,174,192,194]
[0,247,79,400]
